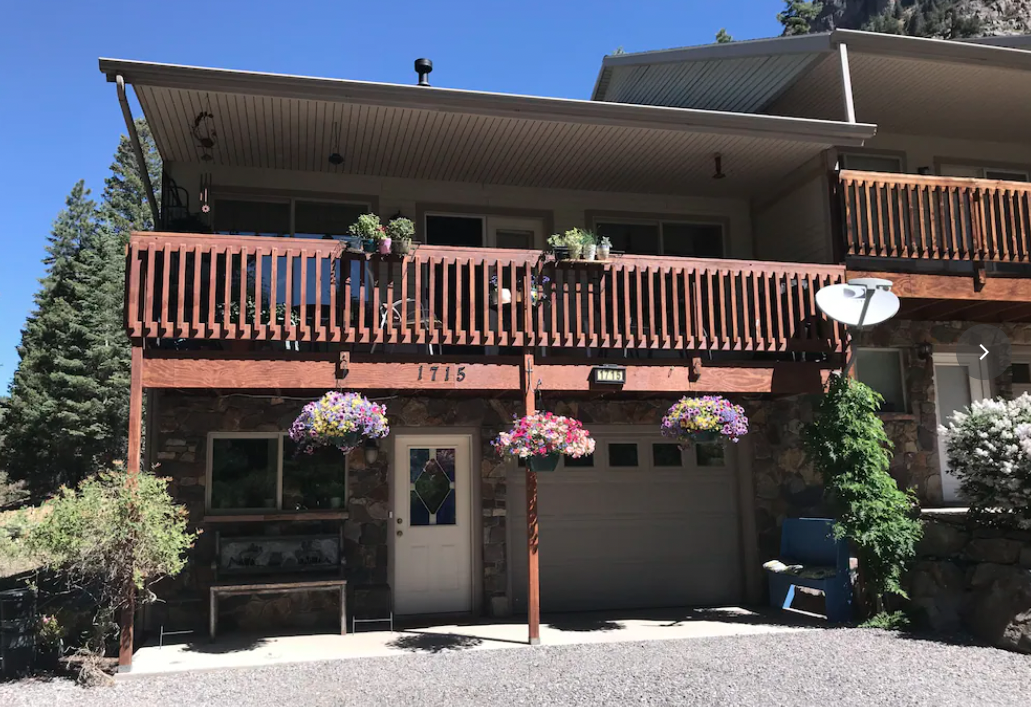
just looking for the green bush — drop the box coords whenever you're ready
[803,375,923,615]
[28,466,197,620]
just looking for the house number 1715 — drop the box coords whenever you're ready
[417,365,467,383]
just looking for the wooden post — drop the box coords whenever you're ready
[119,344,144,672]
[523,349,541,645]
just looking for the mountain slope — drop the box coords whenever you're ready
[802,0,1031,38]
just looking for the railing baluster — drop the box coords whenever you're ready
[176,244,187,338]
[283,249,294,341]
[127,240,143,338]
[239,246,251,340]
[386,258,397,345]
[509,260,521,348]
[314,251,325,342]
[399,256,410,345]
[269,247,280,341]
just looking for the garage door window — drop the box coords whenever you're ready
[696,442,726,467]
[608,443,640,467]
[652,443,683,467]
[563,453,595,469]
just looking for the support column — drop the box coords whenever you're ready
[119,344,144,672]
[837,43,857,124]
[523,350,540,645]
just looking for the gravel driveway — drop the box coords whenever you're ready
[2,629,1028,707]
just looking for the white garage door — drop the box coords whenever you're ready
[509,427,743,613]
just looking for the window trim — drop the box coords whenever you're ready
[838,149,906,173]
[205,431,348,513]
[585,210,728,257]
[854,347,908,414]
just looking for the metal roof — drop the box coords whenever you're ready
[99,58,874,198]
[593,30,1031,140]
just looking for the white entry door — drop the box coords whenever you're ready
[393,435,473,615]
[933,353,992,503]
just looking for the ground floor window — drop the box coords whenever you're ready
[854,347,907,413]
[207,433,347,512]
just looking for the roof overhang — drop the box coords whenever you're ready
[99,58,873,197]
[593,30,1031,141]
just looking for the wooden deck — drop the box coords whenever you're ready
[125,232,847,355]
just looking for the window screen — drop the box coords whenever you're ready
[856,349,907,413]
[214,199,290,236]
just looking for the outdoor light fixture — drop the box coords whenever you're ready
[364,438,380,464]
[328,121,344,166]
[917,341,933,360]
[712,153,726,180]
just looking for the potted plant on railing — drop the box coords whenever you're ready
[548,228,589,261]
[581,231,598,261]
[349,213,388,254]
[597,236,612,261]
[661,395,749,446]
[388,216,415,256]
[290,391,390,455]
[493,412,596,472]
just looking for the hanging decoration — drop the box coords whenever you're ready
[198,172,212,214]
[192,97,218,162]
[661,395,748,446]
[290,391,390,455]
[493,412,595,472]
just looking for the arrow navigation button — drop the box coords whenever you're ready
[980,344,990,361]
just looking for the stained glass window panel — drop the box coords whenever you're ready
[409,447,457,526]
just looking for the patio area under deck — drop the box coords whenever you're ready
[127,607,823,676]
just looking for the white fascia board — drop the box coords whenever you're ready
[99,58,876,147]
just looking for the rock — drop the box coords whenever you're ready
[965,538,1023,564]
[908,560,965,632]
[917,519,970,558]
[965,566,1031,654]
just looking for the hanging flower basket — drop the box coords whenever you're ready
[493,412,595,471]
[661,395,748,446]
[290,391,390,455]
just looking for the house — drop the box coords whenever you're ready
[594,28,1031,505]
[99,29,1031,669]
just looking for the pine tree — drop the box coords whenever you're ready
[715,28,733,43]
[0,183,124,494]
[101,118,162,242]
[778,0,822,36]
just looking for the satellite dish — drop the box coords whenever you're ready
[816,278,899,328]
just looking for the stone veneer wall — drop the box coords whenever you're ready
[909,511,1031,654]
[857,320,1031,506]
[149,390,825,627]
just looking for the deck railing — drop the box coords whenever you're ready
[839,169,1031,263]
[126,232,846,353]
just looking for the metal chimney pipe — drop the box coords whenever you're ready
[415,58,433,86]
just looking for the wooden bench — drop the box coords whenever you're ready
[209,531,347,640]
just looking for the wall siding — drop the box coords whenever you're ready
[167,163,756,258]
[752,170,833,264]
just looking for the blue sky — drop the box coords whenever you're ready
[0,0,783,392]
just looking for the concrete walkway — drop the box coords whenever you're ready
[128,606,822,675]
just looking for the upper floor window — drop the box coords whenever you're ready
[592,217,724,258]
[839,153,903,173]
[213,196,371,238]
[939,163,1029,182]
